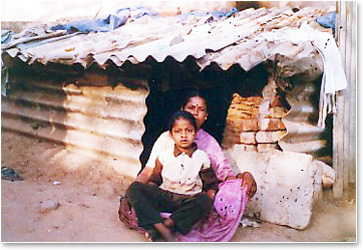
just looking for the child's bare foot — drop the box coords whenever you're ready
[164,218,175,228]
[154,223,178,242]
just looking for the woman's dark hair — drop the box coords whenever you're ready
[168,111,197,132]
[180,88,209,112]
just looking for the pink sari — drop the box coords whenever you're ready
[178,179,248,242]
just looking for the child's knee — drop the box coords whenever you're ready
[126,182,144,198]
[198,193,214,211]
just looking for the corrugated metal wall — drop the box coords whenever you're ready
[333,1,357,198]
[1,69,149,178]
[272,53,331,161]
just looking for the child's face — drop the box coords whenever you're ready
[170,118,196,150]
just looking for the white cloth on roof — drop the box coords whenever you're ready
[258,22,348,128]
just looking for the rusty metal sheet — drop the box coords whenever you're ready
[2,6,333,71]
[1,79,149,178]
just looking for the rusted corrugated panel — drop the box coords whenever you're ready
[279,81,328,159]
[1,78,149,178]
[2,6,334,71]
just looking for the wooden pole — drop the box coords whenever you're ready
[333,1,357,199]
[349,2,357,186]
[333,1,345,199]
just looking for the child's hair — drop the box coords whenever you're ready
[180,88,209,112]
[168,111,197,132]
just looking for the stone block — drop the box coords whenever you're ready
[258,118,286,131]
[256,130,287,143]
[314,160,336,188]
[230,145,324,229]
[239,132,257,144]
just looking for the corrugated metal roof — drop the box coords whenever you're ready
[2,5,334,71]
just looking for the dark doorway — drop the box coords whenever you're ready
[139,60,269,169]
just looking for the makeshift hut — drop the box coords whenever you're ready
[1,2,356,229]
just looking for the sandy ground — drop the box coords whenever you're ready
[1,131,357,243]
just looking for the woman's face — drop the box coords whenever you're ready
[183,96,208,129]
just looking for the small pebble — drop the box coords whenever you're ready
[39,200,60,213]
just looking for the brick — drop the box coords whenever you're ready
[229,146,325,229]
[233,119,259,132]
[239,132,257,144]
[228,108,257,119]
[257,143,278,152]
[256,130,287,143]
[231,94,262,106]
[258,118,286,131]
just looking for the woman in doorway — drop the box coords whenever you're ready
[118,89,257,242]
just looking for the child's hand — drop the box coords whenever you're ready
[118,196,133,226]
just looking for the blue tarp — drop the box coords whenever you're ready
[316,11,336,30]
[1,30,14,45]
[51,8,130,33]
[50,6,158,33]
[50,6,237,34]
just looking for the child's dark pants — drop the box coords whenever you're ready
[126,182,213,235]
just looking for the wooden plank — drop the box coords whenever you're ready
[333,91,345,199]
[333,2,346,199]
[349,1,357,185]
[343,1,352,192]
[339,2,347,69]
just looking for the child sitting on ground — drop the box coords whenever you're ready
[125,111,219,242]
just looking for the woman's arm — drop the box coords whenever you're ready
[237,172,257,198]
[197,130,235,181]
[226,172,257,198]
[198,130,257,198]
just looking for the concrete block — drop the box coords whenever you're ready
[230,145,324,229]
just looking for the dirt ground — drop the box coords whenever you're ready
[1,131,357,243]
